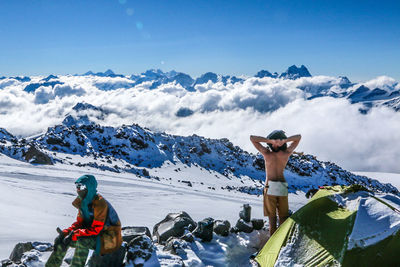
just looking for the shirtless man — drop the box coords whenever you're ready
[250,130,301,236]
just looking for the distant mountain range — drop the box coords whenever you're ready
[1,65,399,112]
[0,106,398,196]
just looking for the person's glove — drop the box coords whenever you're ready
[53,228,65,252]
[54,227,74,251]
[62,230,74,247]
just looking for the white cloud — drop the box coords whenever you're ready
[362,76,397,91]
[0,75,399,173]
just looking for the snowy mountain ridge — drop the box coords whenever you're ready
[0,112,398,196]
[1,65,399,113]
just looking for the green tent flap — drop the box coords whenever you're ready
[254,218,295,267]
[255,185,400,267]
[255,186,357,267]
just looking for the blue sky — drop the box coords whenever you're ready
[0,0,399,81]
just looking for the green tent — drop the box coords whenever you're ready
[255,185,400,267]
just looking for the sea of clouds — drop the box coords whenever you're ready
[0,74,399,173]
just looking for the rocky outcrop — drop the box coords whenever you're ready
[126,236,154,265]
[2,205,267,266]
[239,204,251,222]
[122,226,151,243]
[153,212,197,244]
[213,220,231,236]
[23,145,53,165]
[192,217,214,242]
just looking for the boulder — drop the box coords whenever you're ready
[181,231,195,243]
[239,204,251,222]
[20,250,41,266]
[163,237,188,257]
[213,220,231,236]
[88,244,126,267]
[122,226,151,243]
[1,259,15,267]
[126,235,154,265]
[24,145,53,165]
[251,219,264,230]
[192,217,214,242]
[235,219,253,233]
[9,242,33,263]
[153,212,197,244]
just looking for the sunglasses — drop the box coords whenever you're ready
[76,183,87,190]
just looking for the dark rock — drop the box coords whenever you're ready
[181,180,192,187]
[9,242,33,263]
[153,212,197,244]
[200,142,211,154]
[230,227,239,234]
[122,226,151,243]
[235,219,253,233]
[213,220,231,236]
[306,188,319,199]
[181,232,195,243]
[142,169,150,177]
[192,217,214,242]
[251,219,264,230]
[20,250,41,266]
[1,259,14,266]
[23,146,53,165]
[164,237,188,257]
[88,244,126,267]
[239,204,251,222]
[126,235,154,264]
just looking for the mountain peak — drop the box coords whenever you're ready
[72,102,101,112]
[83,71,95,76]
[104,69,115,76]
[280,65,312,79]
[255,70,277,78]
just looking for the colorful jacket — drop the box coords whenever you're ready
[64,194,122,254]
[63,175,122,255]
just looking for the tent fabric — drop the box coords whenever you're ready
[255,185,400,267]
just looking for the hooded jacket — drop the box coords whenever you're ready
[63,175,122,255]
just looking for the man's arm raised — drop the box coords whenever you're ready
[250,135,273,156]
[284,134,301,153]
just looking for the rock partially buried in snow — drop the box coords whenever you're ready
[20,250,43,266]
[88,244,126,267]
[153,211,197,244]
[9,242,33,263]
[126,235,154,264]
[251,219,265,230]
[23,145,53,165]
[192,217,214,242]
[239,204,251,222]
[163,237,188,257]
[122,226,151,243]
[235,219,254,233]
[213,220,231,236]
[1,259,14,266]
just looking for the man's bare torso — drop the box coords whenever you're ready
[263,150,291,182]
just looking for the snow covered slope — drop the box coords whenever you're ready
[1,121,399,264]
[0,117,398,195]
[0,152,308,262]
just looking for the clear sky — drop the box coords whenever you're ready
[0,0,399,81]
